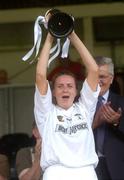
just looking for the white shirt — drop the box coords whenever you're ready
[34,80,100,171]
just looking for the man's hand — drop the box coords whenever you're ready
[100,102,122,125]
[93,102,122,129]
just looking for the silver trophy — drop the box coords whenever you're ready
[45,9,74,38]
[22,9,74,64]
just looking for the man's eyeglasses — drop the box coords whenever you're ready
[99,74,112,80]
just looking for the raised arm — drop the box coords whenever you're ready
[36,33,54,95]
[69,31,99,91]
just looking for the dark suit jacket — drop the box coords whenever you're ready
[101,91,124,179]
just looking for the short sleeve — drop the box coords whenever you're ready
[79,80,100,124]
[34,82,53,126]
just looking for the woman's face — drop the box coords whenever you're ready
[53,74,77,109]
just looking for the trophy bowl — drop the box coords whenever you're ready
[47,9,74,38]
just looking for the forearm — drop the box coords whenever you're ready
[69,32,99,90]
[36,33,53,76]
[19,161,41,180]
[36,33,54,94]
[69,32,98,73]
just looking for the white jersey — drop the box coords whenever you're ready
[34,80,100,171]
